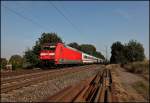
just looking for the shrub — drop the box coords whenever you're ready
[9,55,23,70]
[123,61,149,74]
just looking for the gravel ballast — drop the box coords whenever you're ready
[1,65,103,102]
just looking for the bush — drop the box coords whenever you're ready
[123,61,149,74]
[0,58,8,69]
[9,55,23,70]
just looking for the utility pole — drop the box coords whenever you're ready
[104,45,108,63]
[99,45,109,64]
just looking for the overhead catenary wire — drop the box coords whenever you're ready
[49,2,84,35]
[3,3,83,35]
[2,5,51,31]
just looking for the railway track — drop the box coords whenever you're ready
[1,65,100,93]
[46,68,118,102]
[1,65,95,78]
[1,69,43,78]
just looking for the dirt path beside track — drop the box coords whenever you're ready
[107,64,149,102]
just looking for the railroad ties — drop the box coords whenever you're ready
[1,65,98,94]
[46,68,118,102]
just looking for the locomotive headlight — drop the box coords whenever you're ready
[40,53,47,56]
[40,53,55,56]
[49,53,55,55]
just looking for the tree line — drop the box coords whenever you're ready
[0,32,105,70]
[1,32,146,70]
[67,42,105,59]
[110,40,145,64]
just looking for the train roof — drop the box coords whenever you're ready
[65,45,82,53]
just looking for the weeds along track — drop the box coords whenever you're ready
[1,65,99,93]
[46,68,118,102]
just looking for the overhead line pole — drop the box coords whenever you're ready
[105,45,108,61]
[99,45,108,63]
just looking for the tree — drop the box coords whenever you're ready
[110,41,126,64]
[68,42,105,59]
[38,32,63,45]
[124,40,145,62]
[9,55,23,70]
[23,49,40,67]
[23,32,63,67]
[67,42,80,50]
[93,51,105,60]
[80,44,96,55]
[110,40,145,64]
[0,58,7,69]
[33,32,63,56]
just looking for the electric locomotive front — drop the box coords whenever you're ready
[40,43,56,64]
[40,43,82,65]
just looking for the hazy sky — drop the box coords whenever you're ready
[1,1,149,60]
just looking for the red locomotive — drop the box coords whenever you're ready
[40,43,103,65]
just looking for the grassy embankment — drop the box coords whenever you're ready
[122,60,149,74]
[122,60,149,101]
[132,81,149,101]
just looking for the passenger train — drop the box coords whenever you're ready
[39,43,103,65]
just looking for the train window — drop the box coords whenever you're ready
[43,47,50,50]
[43,46,55,50]
[84,55,88,58]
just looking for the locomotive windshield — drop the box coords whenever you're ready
[42,46,56,50]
